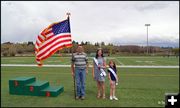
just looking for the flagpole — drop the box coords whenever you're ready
[67,12,76,100]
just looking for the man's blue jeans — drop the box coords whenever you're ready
[75,67,86,97]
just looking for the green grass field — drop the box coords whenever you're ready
[1,56,179,65]
[1,56,179,107]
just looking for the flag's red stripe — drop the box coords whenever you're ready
[45,30,53,35]
[34,47,38,52]
[40,32,46,37]
[40,44,72,61]
[39,35,71,51]
[38,35,44,42]
[46,34,55,40]
[36,41,40,46]
[37,39,72,58]
[35,44,39,51]
[36,58,40,62]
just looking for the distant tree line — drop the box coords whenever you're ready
[1,41,179,57]
[1,41,34,56]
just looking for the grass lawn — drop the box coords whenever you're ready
[1,66,179,107]
[1,57,71,65]
[1,56,179,65]
[116,56,179,65]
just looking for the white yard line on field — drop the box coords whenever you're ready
[1,64,179,68]
[115,59,124,65]
[107,57,125,65]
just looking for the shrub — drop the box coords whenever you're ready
[9,46,16,56]
[2,51,8,56]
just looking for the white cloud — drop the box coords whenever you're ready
[1,1,179,47]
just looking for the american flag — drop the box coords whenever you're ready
[35,17,72,66]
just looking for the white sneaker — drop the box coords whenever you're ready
[113,96,118,100]
[110,96,113,100]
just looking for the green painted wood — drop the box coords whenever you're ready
[40,86,64,97]
[9,76,36,95]
[9,77,64,97]
[25,81,49,96]
[9,76,36,87]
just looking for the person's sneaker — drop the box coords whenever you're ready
[102,95,106,99]
[76,96,80,100]
[113,96,118,100]
[109,96,113,100]
[97,94,101,99]
[81,96,85,100]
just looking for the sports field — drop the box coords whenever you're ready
[1,56,179,107]
[1,56,179,65]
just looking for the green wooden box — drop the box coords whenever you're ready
[25,81,49,96]
[40,86,64,97]
[9,76,36,95]
[9,77,64,97]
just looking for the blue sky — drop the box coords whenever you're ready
[1,1,179,47]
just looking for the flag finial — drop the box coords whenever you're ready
[66,12,71,17]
